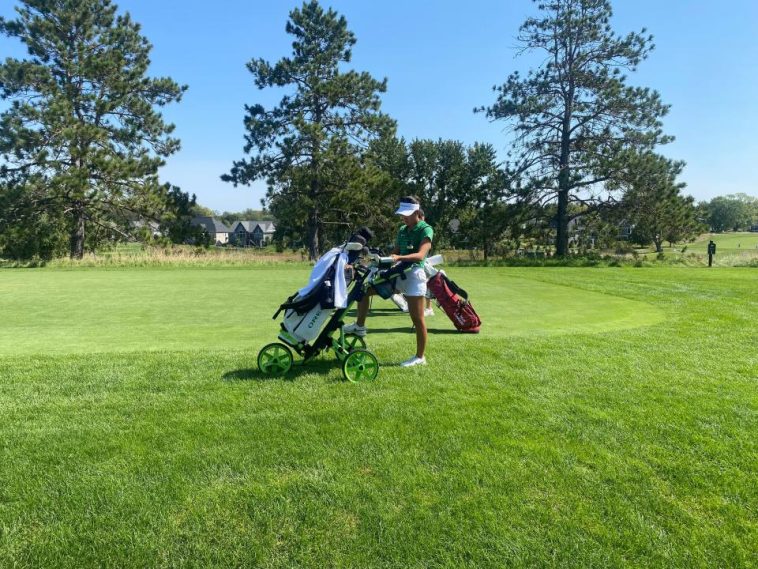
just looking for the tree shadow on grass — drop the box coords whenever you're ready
[345,308,407,317]
[366,327,466,335]
[222,359,340,383]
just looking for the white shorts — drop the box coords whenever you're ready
[394,266,428,297]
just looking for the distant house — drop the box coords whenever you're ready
[252,221,276,246]
[567,215,592,248]
[751,223,758,233]
[567,215,584,234]
[130,219,162,239]
[190,216,231,245]
[229,221,255,246]
[617,221,635,240]
[230,220,276,247]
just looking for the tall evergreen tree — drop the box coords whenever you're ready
[223,1,394,260]
[479,0,671,256]
[0,0,187,259]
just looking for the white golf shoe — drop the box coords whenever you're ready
[400,355,427,367]
[343,322,367,337]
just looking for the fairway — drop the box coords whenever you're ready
[689,232,758,253]
[0,267,663,356]
[0,266,756,567]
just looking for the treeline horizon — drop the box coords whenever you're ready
[1,0,755,261]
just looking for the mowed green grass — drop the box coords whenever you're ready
[0,266,756,567]
[689,232,758,253]
[0,267,662,356]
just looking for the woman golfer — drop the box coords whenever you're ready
[344,196,433,367]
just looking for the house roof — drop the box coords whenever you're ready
[130,219,160,231]
[231,221,256,232]
[231,220,276,233]
[191,216,230,233]
[256,221,276,233]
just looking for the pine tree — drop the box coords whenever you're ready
[223,1,394,260]
[0,0,186,259]
[479,0,671,256]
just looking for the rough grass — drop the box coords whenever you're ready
[0,266,756,567]
[0,244,305,268]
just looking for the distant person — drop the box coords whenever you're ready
[707,240,716,267]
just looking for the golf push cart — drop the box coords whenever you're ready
[256,228,411,382]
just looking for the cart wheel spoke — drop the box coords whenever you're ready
[345,334,366,352]
[257,343,293,376]
[341,349,379,382]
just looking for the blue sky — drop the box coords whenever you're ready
[2,0,757,212]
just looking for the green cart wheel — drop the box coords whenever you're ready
[342,349,379,383]
[257,342,293,376]
[344,334,367,352]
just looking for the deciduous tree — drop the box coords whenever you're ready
[455,143,510,259]
[706,193,757,232]
[615,153,700,252]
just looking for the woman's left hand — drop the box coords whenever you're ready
[390,254,400,263]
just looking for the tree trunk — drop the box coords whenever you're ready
[308,139,321,261]
[556,124,572,256]
[556,189,569,256]
[556,78,574,257]
[482,224,489,262]
[307,205,319,261]
[70,204,85,259]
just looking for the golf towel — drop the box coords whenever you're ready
[298,247,349,308]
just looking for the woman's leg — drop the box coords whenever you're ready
[355,289,375,327]
[406,296,427,358]
[355,296,370,326]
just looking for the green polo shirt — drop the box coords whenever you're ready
[396,221,434,267]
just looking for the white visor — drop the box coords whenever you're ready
[395,202,419,216]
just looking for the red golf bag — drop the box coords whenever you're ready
[427,272,481,333]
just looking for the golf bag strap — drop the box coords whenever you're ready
[273,265,343,318]
[273,289,321,319]
[378,261,413,282]
[273,293,297,319]
[442,274,469,300]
